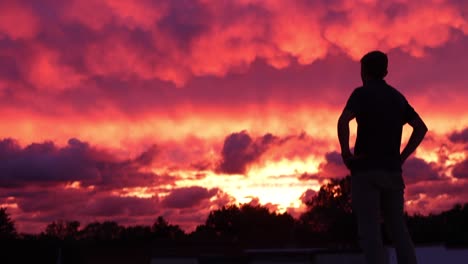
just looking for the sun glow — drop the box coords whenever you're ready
[117,187,156,198]
[249,157,321,178]
[64,181,82,189]
[175,157,322,213]
[416,149,439,164]
[0,197,18,209]
[446,152,466,167]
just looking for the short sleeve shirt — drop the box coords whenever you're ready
[344,79,419,172]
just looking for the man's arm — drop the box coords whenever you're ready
[400,115,428,164]
[337,109,356,168]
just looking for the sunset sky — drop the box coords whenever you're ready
[1,0,468,234]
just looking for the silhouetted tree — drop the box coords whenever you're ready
[80,221,124,241]
[191,224,218,242]
[300,176,356,245]
[44,220,80,240]
[121,225,152,241]
[0,207,16,240]
[152,216,185,240]
[195,204,295,247]
[406,213,444,244]
[203,205,241,241]
[405,203,468,246]
[440,203,468,246]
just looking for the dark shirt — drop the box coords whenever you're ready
[344,79,419,173]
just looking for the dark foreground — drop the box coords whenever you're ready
[2,239,468,264]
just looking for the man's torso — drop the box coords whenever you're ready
[345,80,418,173]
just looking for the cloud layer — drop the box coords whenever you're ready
[0,0,467,89]
[1,125,467,233]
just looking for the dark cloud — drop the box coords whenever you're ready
[1,183,234,234]
[398,173,468,215]
[452,159,468,179]
[85,195,159,217]
[1,183,233,233]
[14,188,158,218]
[133,144,159,166]
[161,186,219,209]
[190,160,212,171]
[405,178,468,202]
[2,184,161,220]
[157,0,211,50]
[299,153,442,186]
[402,157,441,184]
[0,138,167,188]
[0,138,101,187]
[318,151,348,178]
[300,151,348,180]
[14,188,89,214]
[217,131,277,174]
[449,128,468,144]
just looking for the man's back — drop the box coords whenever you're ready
[344,79,418,172]
[338,50,427,264]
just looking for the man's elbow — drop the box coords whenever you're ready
[419,119,428,133]
[415,121,428,136]
[422,123,428,133]
[337,116,349,131]
[338,110,354,126]
[337,116,346,127]
[409,116,428,134]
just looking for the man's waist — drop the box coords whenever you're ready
[349,156,402,172]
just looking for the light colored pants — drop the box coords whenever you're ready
[352,170,417,264]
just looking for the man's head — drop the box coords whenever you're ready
[360,50,388,82]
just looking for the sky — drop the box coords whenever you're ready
[0,0,468,234]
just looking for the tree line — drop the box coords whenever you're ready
[1,176,468,249]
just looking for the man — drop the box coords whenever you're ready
[337,51,427,264]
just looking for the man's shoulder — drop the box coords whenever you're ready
[350,85,375,100]
[350,86,365,95]
[385,83,408,101]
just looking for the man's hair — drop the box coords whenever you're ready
[360,51,388,79]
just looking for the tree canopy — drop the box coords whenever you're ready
[0,207,17,240]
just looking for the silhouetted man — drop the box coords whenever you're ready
[338,51,427,264]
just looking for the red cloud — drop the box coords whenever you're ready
[324,0,467,58]
[25,45,85,91]
[0,0,39,40]
[161,186,219,209]
[0,0,466,88]
[64,0,166,31]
